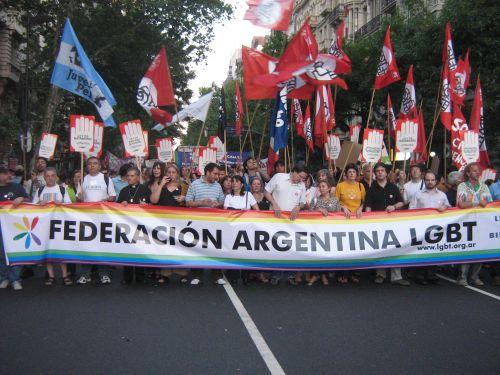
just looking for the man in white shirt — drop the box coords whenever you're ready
[76,157,116,285]
[403,164,425,206]
[409,171,450,285]
[264,165,307,221]
[32,167,72,204]
[263,165,308,285]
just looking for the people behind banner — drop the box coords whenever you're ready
[365,162,409,286]
[243,157,270,190]
[185,162,225,285]
[308,179,341,286]
[456,162,492,286]
[360,163,373,191]
[116,166,150,285]
[403,164,426,207]
[304,173,316,209]
[112,163,132,198]
[31,167,73,286]
[250,177,270,210]
[395,169,407,197]
[488,168,499,201]
[219,175,233,196]
[263,164,307,285]
[0,165,29,291]
[76,156,116,285]
[409,170,450,285]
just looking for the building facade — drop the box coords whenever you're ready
[290,0,446,50]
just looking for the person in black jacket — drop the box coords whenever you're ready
[117,167,151,285]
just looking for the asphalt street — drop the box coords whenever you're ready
[0,267,499,375]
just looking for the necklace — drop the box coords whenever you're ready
[128,185,141,203]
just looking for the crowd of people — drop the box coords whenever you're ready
[0,155,499,291]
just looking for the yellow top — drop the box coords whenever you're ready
[335,181,365,213]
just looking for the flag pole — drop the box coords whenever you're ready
[244,100,255,157]
[425,67,444,167]
[365,88,376,129]
[386,100,393,169]
[289,101,295,166]
[257,106,271,161]
[443,127,447,178]
[224,129,228,174]
[80,152,84,185]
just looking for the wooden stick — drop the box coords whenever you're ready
[338,142,354,182]
[425,67,445,165]
[224,130,228,175]
[244,100,256,157]
[80,153,84,185]
[443,127,447,178]
[403,153,407,175]
[365,88,376,129]
[257,106,271,161]
[289,102,295,166]
[284,147,288,173]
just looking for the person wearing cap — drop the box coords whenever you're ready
[0,166,29,291]
[403,164,426,207]
[365,163,409,286]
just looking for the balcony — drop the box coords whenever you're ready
[382,0,397,13]
[354,14,382,39]
[327,4,346,25]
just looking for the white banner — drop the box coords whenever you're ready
[1,203,499,270]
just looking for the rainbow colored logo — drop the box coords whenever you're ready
[13,216,41,249]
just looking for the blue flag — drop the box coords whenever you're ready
[50,19,116,127]
[269,86,288,152]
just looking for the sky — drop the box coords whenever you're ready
[188,0,270,100]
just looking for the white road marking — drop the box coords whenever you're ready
[223,279,285,375]
[436,274,500,301]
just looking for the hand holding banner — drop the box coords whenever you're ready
[460,130,479,164]
[362,129,384,163]
[395,119,418,153]
[156,137,173,162]
[85,122,104,158]
[39,133,58,159]
[120,120,146,157]
[326,135,341,160]
[70,115,95,153]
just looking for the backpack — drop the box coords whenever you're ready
[38,185,66,201]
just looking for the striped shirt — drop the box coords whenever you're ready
[185,177,225,207]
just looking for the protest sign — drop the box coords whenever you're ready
[38,133,58,160]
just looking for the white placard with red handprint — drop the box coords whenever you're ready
[85,122,104,158]
[349,124,361,143]
[325,134,341,160]
[460,130,479,164]
[156,137,174,162]
[395,119,418,153]
[39,133,58,160]
[208,136,226,162]
[70,115,95,153]
[361,128,384,163]
[197,147,217,174]
[119,120,146,158]
[480,168,496,183]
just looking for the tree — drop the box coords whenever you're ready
[1,0,233,168]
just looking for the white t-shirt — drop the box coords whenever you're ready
[409,188,450,209]
[403,179,425,204]
[77,173,116,202]
[224,192,257,210]
[265,173,306,211]
[32,184,71,204]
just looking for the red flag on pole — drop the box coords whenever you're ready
[411,109,428,163]
[373,26,400,89]
[399,65,417,120]
[328,20,352,74]
[450,49,471,106]
[244,0,294,31]
[387,94,397,139]
[303,102,314,151]
[450,103,468,171]
[235,81,244,136]
[314,87,326,148]
[276,21,318,74]
[241,46,278,100]
[325,85,335,131]
[291,99,304,138]
[137,46,174,125]
[469,77,490,167]
[439,23,457,130]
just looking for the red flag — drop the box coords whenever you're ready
[411,109,428,163]
[328,20,352,74]
[325,85,335,131]
[450,49,471,106]
[276,21,318,74]
[387,94,397,139]
[439,64,452,130]
[267,147,280,175]
[303,102,314,151]
[314,87,326,148]
[242,46,278,100]
[451,103,468,171]
[291,99,304,138]
[443,23,457,72]
[399,65,417,120]
[235,81,244,136]
[373,26,400,89]
[244,0,294,31]
[137,46,174,125]
[469,77,490,167]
